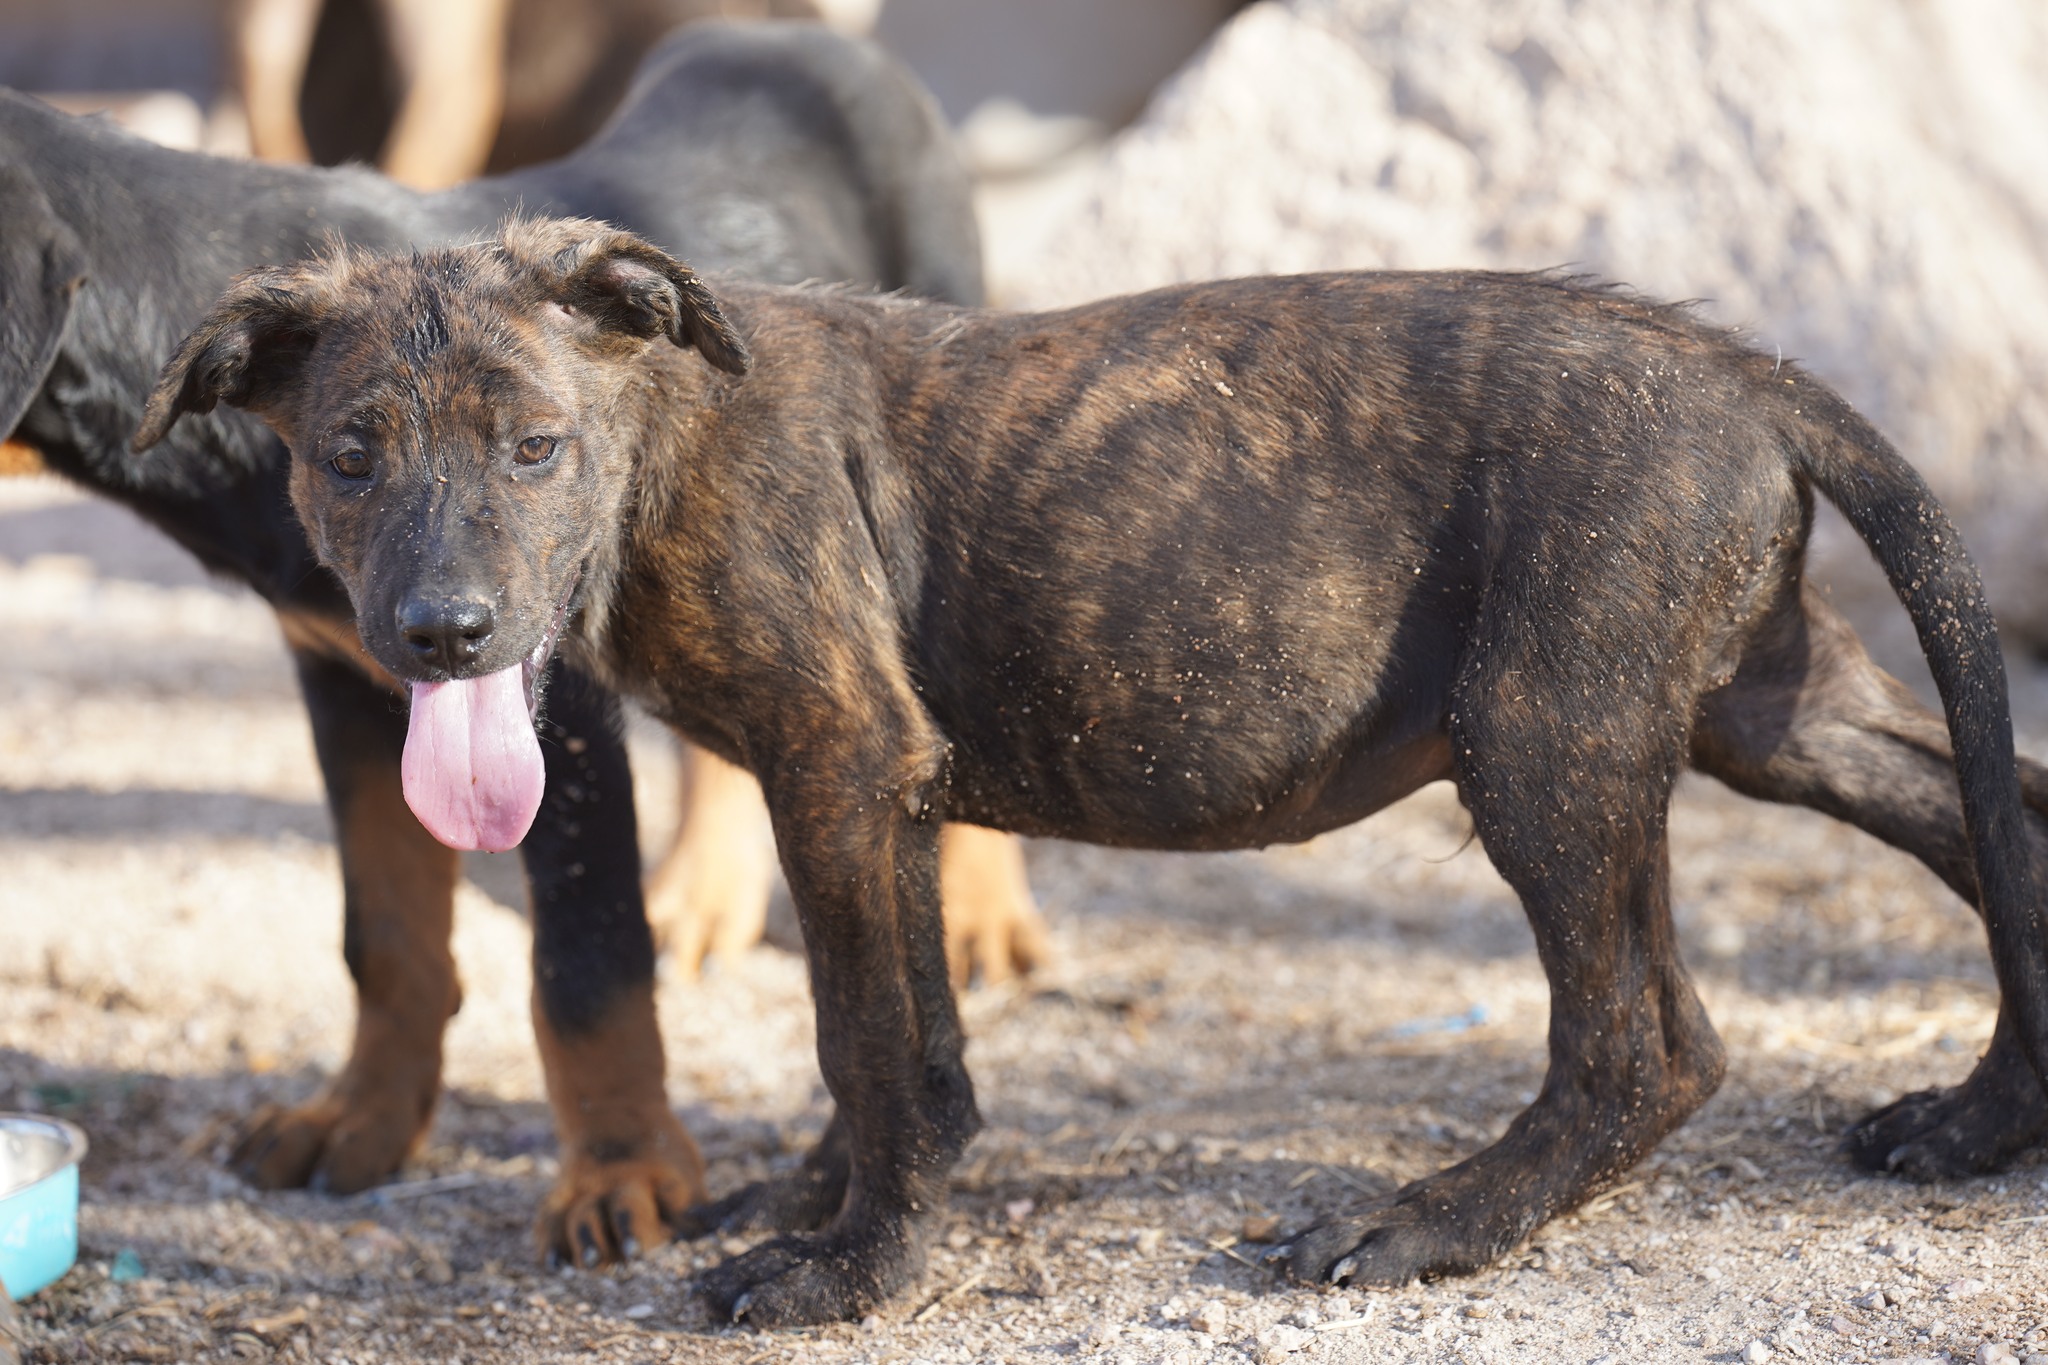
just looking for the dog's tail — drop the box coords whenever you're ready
[1791,372,2048,1095]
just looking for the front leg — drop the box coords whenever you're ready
[232,647,460,1193]
[697,741,978,1326]
[524,664,706,1264]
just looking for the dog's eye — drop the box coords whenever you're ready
[330,449,373,481]
[516,436,558,466]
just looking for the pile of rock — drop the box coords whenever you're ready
[1010,0,2048,633]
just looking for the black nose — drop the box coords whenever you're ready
[397,593,496,670]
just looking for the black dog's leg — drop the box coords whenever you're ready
[231,646,462,1193]
[1693,583,2048,1177]
[522,663,707,1265]
[1281,633,1725,1285]
[696,755,976,1326]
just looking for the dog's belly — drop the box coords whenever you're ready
[942,703,1454,852]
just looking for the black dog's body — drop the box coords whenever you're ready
[144,225,2048,1324]
[2,23,980,1258]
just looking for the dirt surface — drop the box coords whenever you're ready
[7,459,2048,1365]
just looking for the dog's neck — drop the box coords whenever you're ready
[563,281,945,756]
[567,330,757,695]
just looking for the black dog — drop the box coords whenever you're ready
[2,23,981,1264]
[141,219,2048,1324]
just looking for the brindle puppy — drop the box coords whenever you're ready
[4,22,1044,1271]
[139,219,2048,1325]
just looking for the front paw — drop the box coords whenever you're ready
[536,1123,706,1267]
[1844,1083,2048,1181]
[1271,1201,1458,1288]
[698,1225,923,1327]
[673,1165,847,1238]
[230,1090,426,1194]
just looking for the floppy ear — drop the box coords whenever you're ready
[0,164,88,442]
[131,268,326,451]
[513,220,751,376]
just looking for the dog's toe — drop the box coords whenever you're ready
[228,1071,435,1196]
[697,1228,914,1327]
[675,1165,846,1238]
[229,1103,321,1188]
[1844,1084,2046,1181]
[230,1099,405,1193]
[1274,1209,1445,1288]
[535,1152,704,1267]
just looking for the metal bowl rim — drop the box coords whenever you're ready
[0,1114,89,1199]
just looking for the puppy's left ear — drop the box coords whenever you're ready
[550,231,751,376]
[132,267,327,451]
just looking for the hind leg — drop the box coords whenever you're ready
[1280,645,1724,1285]
[1692,581,2048,1177]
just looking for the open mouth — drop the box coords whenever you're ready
[401,568,584,854]
[516,567,583,722]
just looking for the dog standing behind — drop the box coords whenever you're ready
[140,219,2048,1324]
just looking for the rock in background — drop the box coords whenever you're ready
[1003,0,2048,640]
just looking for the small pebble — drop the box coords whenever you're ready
[1019,1252,1057,1298]
[1187,1301,1230,1336]
[1978,1345,2019,1365]
[1241,1213,1282,1243]
[109,1249,146,1283]
[1255,1323,1313,1362]
[622,1303,655,1320]
[1081,1321,1123,1350]
[1743,1339,1773,1363]
[1944,1278,1989,1300]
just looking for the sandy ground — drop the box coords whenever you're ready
[4,463,2048,1365]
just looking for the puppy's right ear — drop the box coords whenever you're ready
[132,268,326,451]
[1,164,87,443]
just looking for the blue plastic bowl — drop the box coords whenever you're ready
[0,1115,88,1299]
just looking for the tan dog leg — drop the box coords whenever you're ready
[230,0,320,165]
[647,746,1050,984]
[532,980,705,1265]
[377,0,512,190]
[645,744,779,976]
[940,822,1048,987]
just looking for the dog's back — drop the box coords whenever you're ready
[559,22,983,305]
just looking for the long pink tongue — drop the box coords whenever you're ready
[401,666,546,852]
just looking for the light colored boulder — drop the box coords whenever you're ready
[1008,0,2048,630]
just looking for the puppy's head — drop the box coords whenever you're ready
[134,218,749,850]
